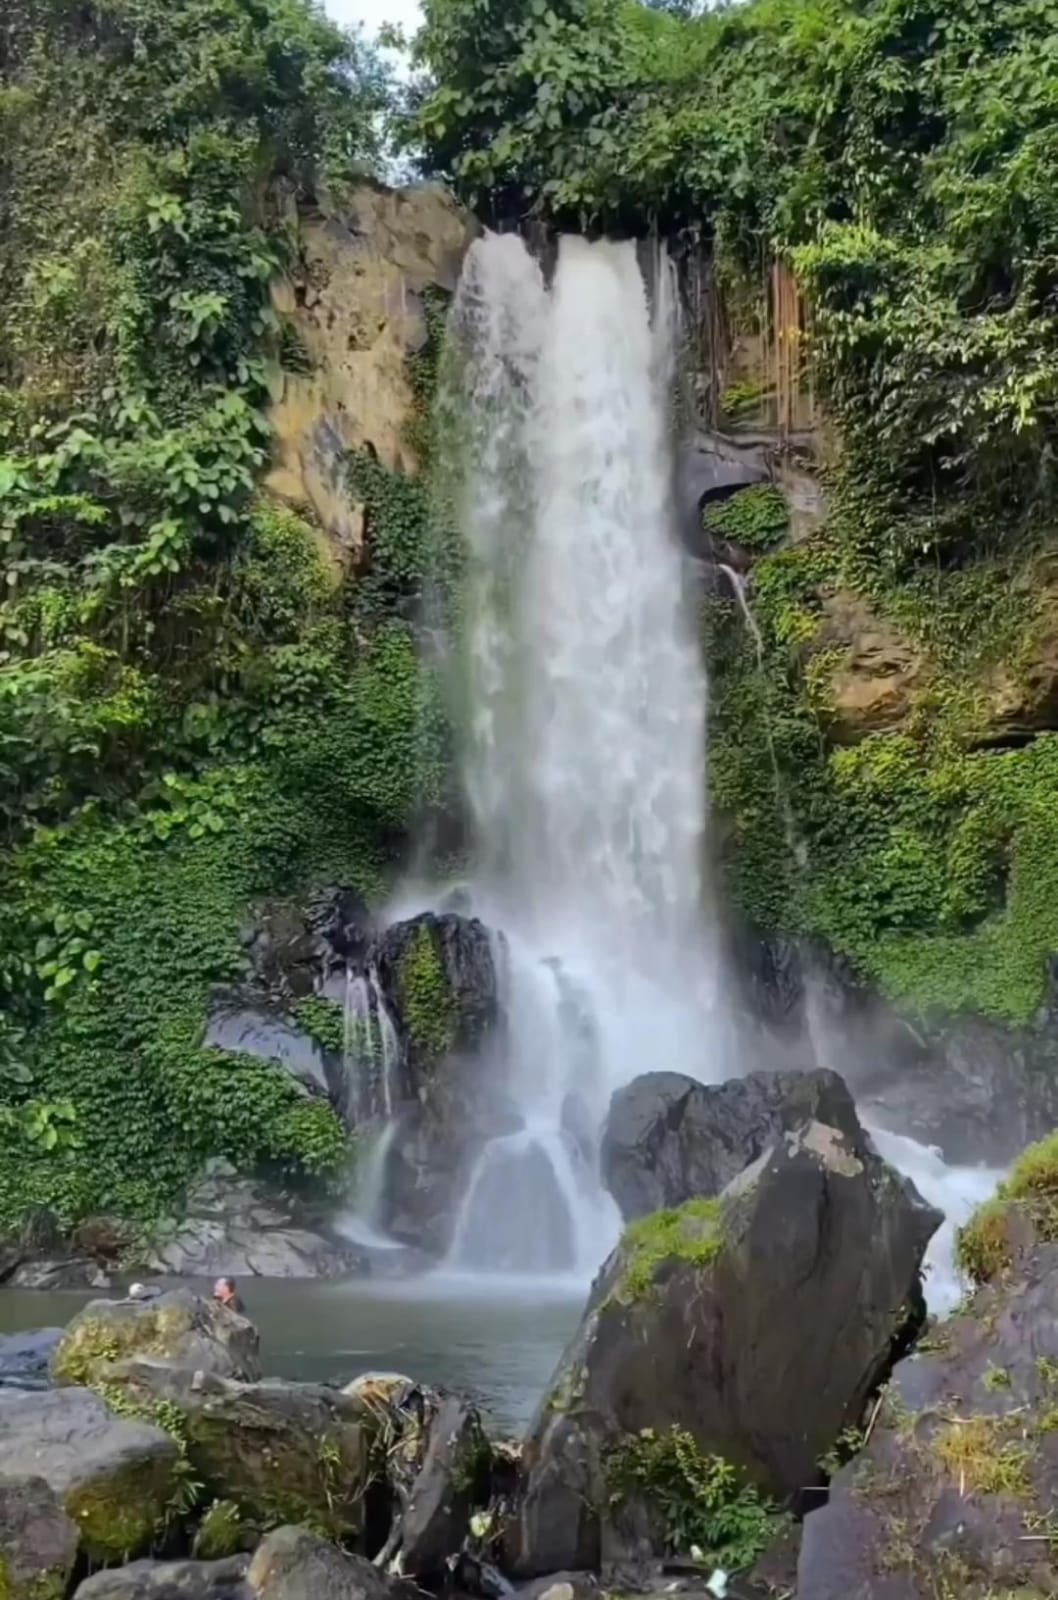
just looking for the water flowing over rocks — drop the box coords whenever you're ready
[508,1096,940,1577]
[0,1327,62,1390]
[601,1067,862,1219]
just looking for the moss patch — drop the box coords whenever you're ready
[957,1133,1058,1284]
[933,1414,1034,1498]
[53,1301,200,1388]
[614,1197,723,1305]
[397,925,456,1062]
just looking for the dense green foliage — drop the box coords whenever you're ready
[411,0,1058,1021]
[0,0,459,1226]
[608,1426,785,1570]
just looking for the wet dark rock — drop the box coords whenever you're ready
[394,1394,492,1580]
[372,913,508,1254]
[601,1067,862,1220]
[798,1236,1058,1599]
[509,1105,940,1577]
[676,432,770,556]
[52,1287,261,1388]
[0,1388,180,1562]
[205,991,339,1101]
[0,1473,80,1599]
[307,885,374,968]
[136,1161,368,1280]
[240,899,323,999]
[736,930,1058,1167]
[375,912,499,1075]
[0,1327,62,1389]
[247,1526,398,1600]
[74,1556,251,1600]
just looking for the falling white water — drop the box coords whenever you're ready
[341,968,403,1245]
[446,232,727,1274]
[434,229,1000,1304]
[867,1126,1003,1314]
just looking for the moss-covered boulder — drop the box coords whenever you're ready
[173,1377,375,1543]
[0,1390,179,1564]
[51,1289,260,1390]
[375,912,497,1074]
[956,1131,1058,1285]
[0,1474,80,1600]
[799,1216,1058,1597]
[507,1110,940,1577]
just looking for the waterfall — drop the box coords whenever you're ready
[341,968,403,1248]
[444,232,729,1274]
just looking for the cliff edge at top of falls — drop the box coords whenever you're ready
[265,183,474,572]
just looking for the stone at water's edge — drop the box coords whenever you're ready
[0,1327,62,1389]
[601,1066,863,1219]
[0,1474,80,1600]
[135,1160,368,1280]
[51,1287,261,1388]
[798,1235,1058,1598]
[73,1556,251,1599]
[507,1109,941,1577]
[0,1388,180,1563]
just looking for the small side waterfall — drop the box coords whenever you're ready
[341,967,403,1247]
[720,561,1003,1312]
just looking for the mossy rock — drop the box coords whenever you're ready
[0,1476,79,1600]
[957,1131,1058,1284]
[51,1289,260,1389]
[180,1379,377,1541]
[376,912,498,1071]
[0,1390,179,1565]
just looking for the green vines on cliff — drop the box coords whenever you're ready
[416,0,1058,1022]
[0,0,468,1226]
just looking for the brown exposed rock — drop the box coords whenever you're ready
[812,591,923,744]
[266,183,472,569]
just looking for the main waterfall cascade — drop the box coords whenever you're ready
[350,230,998,1306]
[438,231,730,1276]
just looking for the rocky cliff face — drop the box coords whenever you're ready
[266,183,473,570]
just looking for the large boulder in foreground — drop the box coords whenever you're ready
[0,1389,179,1562]
[247,1526,399,1600]
[799,1140,1058,1598]
[601,1067,861,1220]
[52,1287,260,1388]
[0,1474,80,1600]
[508,1112,940,1577]
[102,1361,378,1545]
